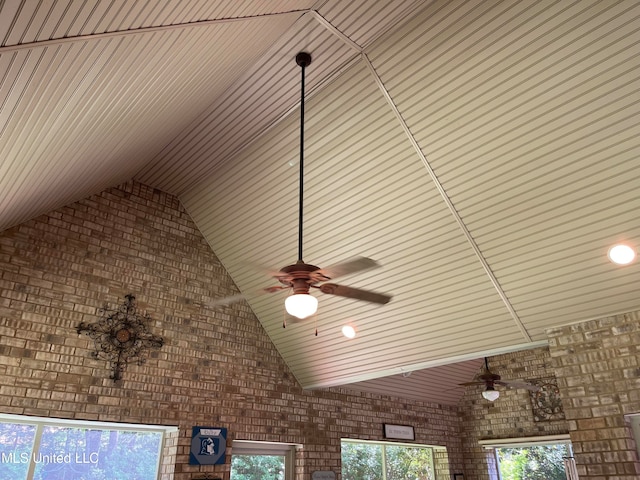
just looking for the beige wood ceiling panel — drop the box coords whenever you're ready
[367,0,640,341]
[343,358,483,405]
[0,1,311,45]
[0,0,637,401]
[0,11,302,231]
[184,58,527,389]
[316,0,428,48]
[136,13,356,195]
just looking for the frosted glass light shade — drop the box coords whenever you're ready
[482,388,500,402]
[285,294,318,319]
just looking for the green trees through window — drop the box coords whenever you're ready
[342,442,382,480]
[0,422,35,480]
[0,415,171,480]
[231,454,286,480]
[341,440,436,480]
[496,444,570,480]
[230,441,295,480]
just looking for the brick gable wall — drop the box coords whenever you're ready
[0,181,463,479]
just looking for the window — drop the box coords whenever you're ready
[341,439,442,480]
[231,440,296,480]
[0,414,177,480]
[479,435,577,480]
[496,444,572,480]
[626,413,640,459]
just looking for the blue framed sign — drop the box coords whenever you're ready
[190,427,227,465]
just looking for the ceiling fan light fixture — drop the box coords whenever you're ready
[285,293,318,319]
[482,387,500,402]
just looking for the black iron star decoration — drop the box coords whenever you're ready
[77,294,164,381]
[529,377,565,422]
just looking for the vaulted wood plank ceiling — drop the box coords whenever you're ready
[0,0,638,405]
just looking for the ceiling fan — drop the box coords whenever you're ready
[212,52,392,325]
[459,357,539,401]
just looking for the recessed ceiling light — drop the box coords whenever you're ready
[608,244,636,265]
[342,325,356,339]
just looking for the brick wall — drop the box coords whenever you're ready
[458,347,569,479]
[547,310,640,479]
[0,181,463,479]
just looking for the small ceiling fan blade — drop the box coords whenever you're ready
[208,285,287,307]
[207,294,247,308]
[315,256,380,281]
[318,283,391,304]
[497,380,540,392]
[264,285,288,293]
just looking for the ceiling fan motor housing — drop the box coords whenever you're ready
[278,261,321,294]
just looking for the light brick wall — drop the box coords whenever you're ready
[458,348,569,479]
[547,311,640,479]
[0,181,463,479]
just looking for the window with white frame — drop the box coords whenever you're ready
[479,435,578,480]
[626,413,640,460]
[341,438,443,480]
[0,413,177,480]
[230,440,297,480]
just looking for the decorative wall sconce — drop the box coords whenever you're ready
[77,294,164,381]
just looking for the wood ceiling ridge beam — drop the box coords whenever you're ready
[309,4,532,343]
[0,9,310,54]
[309,11,362,52]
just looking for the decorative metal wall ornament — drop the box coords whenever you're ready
[77,294,164,381]
[528,377,565,422]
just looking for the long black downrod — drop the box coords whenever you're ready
[295,52,311,262]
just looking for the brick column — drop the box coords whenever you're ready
[547,311,640,479]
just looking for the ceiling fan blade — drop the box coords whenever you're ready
[458,381,487,386]
[315,256,380,281]
[318,283,391,304]
[263,285,288,293]
[497,380,540,392]
[207,294,247,308]
[208,285,287,307]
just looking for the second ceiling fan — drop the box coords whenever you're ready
[459,357,540,401]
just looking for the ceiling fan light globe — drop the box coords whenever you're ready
[482,388,500,402]
[285,294,318,319]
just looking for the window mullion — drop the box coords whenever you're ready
[25,422,43,480]
[494,448,502,480]
[285,448,294,480]
[381,445,387,480]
